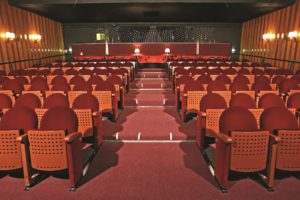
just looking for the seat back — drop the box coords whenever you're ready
[0,130,23,170]
[230,131,269,172]
[276,130,300,171]
[187,91,207,112]
[28,130,68,171]
[92,91,112,112]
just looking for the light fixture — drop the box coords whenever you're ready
[134,48,140,54]
[29,34,42,43]
[231,47,236,53]
[288,31,298,40]
[96,32,106,41]
[263,33,275,41]
[68,47,72,53]
[80,52,84,56]
[5,32,15,41]
[165,48,171,54]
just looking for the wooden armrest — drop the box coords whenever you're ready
[65,132,81,143]
[281,92,287,97]
[17,134,28,143]
[199,112,206,117]
[269,134,281,143]
[214,133,233,144]
[92,111,102,117]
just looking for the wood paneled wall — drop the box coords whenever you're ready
[240,0,300,70]
[0,0,64,72]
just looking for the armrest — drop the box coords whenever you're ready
[281,92,287,97]
[269,134,280,143]
[65,132,81,143]
[199,111,206,117]
[17,134,28,143]
[92,111,102,117]
[214,133,233,144]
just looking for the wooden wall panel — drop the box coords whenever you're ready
[240,0,300,70]
[0,0,64,72]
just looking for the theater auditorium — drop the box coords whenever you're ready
[0,0,300,199]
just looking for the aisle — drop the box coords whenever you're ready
[102,67,197,141]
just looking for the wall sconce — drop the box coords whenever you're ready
[5,32,16,41]
[29,34,42,43]
[134,48,140,54]
[263,33,275,42]
[165,48,171,54]
[288,31,298,40]
[80,51,84,56]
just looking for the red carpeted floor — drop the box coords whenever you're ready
[1,143,299,200]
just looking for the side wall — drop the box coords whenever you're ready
[240,0,300,69]
[0,0,64,72]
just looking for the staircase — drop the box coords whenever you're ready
[102,66,196,141]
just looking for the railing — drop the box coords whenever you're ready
[0,54,71,72]
[231,53,300,72]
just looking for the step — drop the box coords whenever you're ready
[102,107,196,140]
[138,68,167,73]
[130,80,172,89]
[125,90,175,106]
[135,72,169,79]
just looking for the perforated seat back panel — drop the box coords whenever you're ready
[28,130,68,171]
[74,109,93,137]
[0,130,22,170]
[230,131,269,172]
[187,91,207,112]
[276,130,300,171]
[206,109,224,137]
[92,91,112,112]
[212,91,231,106]
[68,91,87,107]
[35,108,47,128]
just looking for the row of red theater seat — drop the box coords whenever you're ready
[0,104,101,190]
[0,74,126,93]
[32,61,134,69]
[172,66,299,77]
[1,67,130,78]
[170,61,269,67]
[176,76,300,121]
[198,105,300,191]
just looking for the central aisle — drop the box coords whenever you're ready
[102,67,196,141]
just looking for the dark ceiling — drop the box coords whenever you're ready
[9,0,296,23]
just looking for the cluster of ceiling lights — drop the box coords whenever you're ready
[263,31,299,41]
[2,32,42,43]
